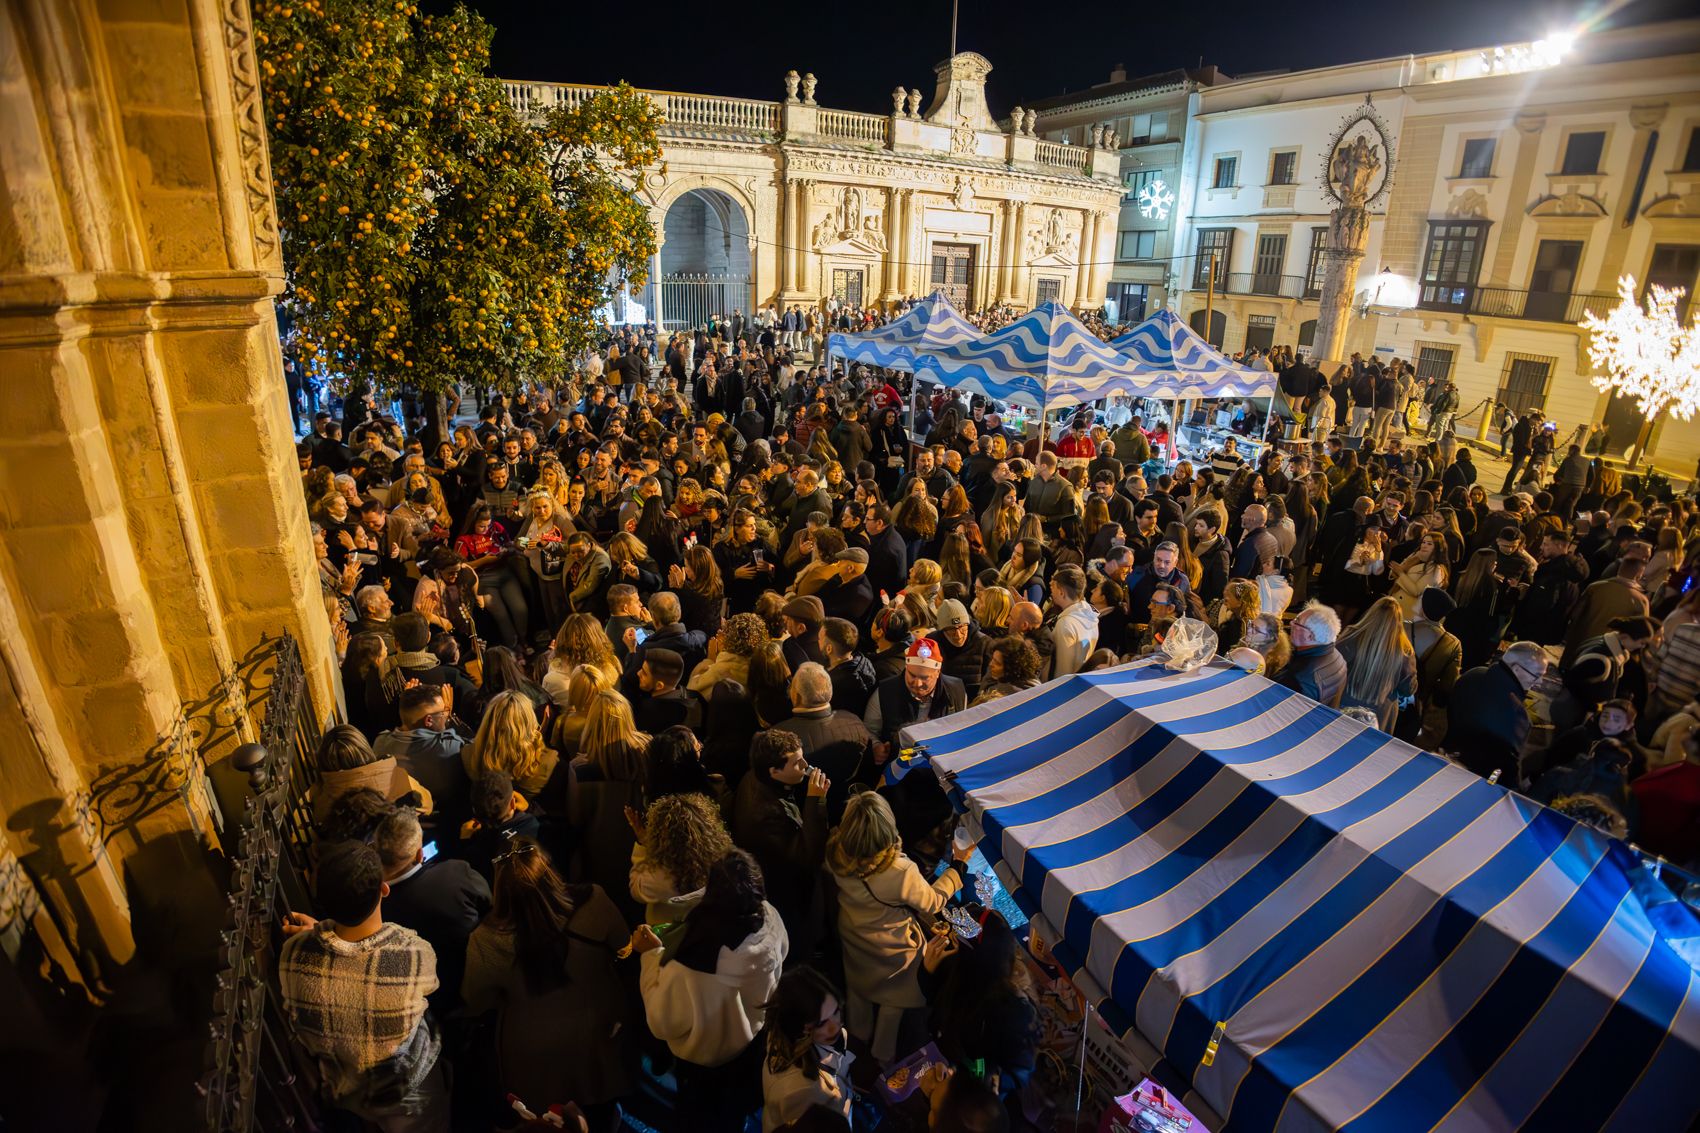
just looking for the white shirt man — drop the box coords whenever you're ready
[1049,564,1100,677]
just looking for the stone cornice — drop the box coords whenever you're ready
[0,269,281,316]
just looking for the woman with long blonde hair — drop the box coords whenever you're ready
[1210,578,1261,650]
[608,531,658,592]
[578,689,650,783]
[938,531,974,591]
[1163,520,1204,590]
[464,689,560,800]
[827,791,972,1062]
[552,664,610,753]
[980,482,1023,556]
[972,586,1014,635]
[1335,597,1417,731]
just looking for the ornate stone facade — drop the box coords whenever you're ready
[504,54,1124,318]
[1,0,336,991]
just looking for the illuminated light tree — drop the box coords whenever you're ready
[1581,275,1700,468]
[256,0,659,433]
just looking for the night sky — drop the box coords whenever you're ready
[433,0,1690,115]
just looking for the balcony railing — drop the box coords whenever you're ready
[1466,285,1619,324]
[501,80,781,135]
[818,108,889,146]
[1218,272,1313,299]
[1034,140,1091,173]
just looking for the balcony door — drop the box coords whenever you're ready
[1526,240,1582,322]
[1252,233,1287,295]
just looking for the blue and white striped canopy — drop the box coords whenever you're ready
[1111,308,1279,399]
[825,290,980,372]
[912,302,1145,411]
[901,661,1700,1133]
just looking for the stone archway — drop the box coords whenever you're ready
[655,187,754,331]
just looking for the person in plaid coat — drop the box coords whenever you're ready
[279,840,448,1131]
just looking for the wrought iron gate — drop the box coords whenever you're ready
[637,272,752,332]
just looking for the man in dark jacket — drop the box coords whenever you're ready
[863,505,908,602]
[1190,512,1232,605]
[1500,411,1537,494]
[861,638,968,760]
[1231,504,1280,580]
[1510,530,1590,644]
[1442,642,1547,782]
[731,730,827,960]
[783,664,875,820]
[821,617,879,717]
[1127,541,1193,624]
[816,548,876,629]
[780,595,828,673]
[630,647,703,734]
[375,807,490,1010]
[1276,602,1348,707]
[932,600,989,699]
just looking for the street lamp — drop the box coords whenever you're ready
[1580,274,1700,468]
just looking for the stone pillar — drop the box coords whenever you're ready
[896,188,916,297]
[1311,203,1370,370]
[779,179,798,295]
[1484,113,1548,286]
[1011,202,1031,304]
[0,0,336,986]
[881,187,900,301]
[793,178,813,297]
[998,200,1017,303]
[1076,211,1098,305]
[650,245,666,330]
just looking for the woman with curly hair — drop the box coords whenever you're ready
[668,542,724,640]
[982,635,1042,698]
[542,613,621,708]
[463,689,565,807]
[827,791,970,1062]
[687,611,770,694]
[628,791,734,924]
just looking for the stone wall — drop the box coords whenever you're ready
[0,0,335,990]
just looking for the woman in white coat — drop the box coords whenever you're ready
[632,848,788,1126]
[826,790,971,1062]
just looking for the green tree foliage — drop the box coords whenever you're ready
[256,0,660,395]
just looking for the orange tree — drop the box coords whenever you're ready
[255,0,660,413]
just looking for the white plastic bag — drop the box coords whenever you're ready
[1159,616,1219,672]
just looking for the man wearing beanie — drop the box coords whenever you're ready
[1408,586,1461,747]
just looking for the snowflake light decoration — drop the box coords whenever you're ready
[1582,275,1700,421]
[1137,179,1174,221]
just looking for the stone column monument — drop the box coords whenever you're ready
[1311,133,1384,368]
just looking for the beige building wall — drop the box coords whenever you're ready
[1,0,335,989]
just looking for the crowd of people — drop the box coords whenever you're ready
[283,315,1700,1133]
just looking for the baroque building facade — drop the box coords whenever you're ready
[503,53,1125,326]
[1166,21,1700,470]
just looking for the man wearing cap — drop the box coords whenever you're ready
[862,637,968,764]
[816,547,876,629]
[1408,587,1461,746]
[781,595,827,672]
[932,599,988,699]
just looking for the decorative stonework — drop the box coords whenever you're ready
[1447,189,1490,218]
[1026,207,1079,260]
[923,52,998,132]
[220,0,282,270]
[1527,189,1608,217]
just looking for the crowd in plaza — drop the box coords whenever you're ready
[281,308,1700,1133]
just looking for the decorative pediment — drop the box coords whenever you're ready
[1526,190,1607,218]
[1642,188,1700,219]
[1028,250,1076,269]
[814,231,886,256]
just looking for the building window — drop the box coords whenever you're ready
[1305,227,1328,298]
[1459,137,1495,178]
[1189,308,1225,347]
[1127,114,1152,145]
[1212,155,1238,189]
[1497,352,1555,415]
[1684,127,1700,173]
[1035,277,1063,305]
[1108,283,1149,323]
[1123,168,1159,203]
[1645,244,1700,323]
[1418,220,1489,311]
[1269,151,1298,186]
[831,268,864,307]
[1298,319,1317,349]
[1561,131,1605,175]
[1118,230,1157,259]
[1415,345,1455,386]
[1194,228,1234,288]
